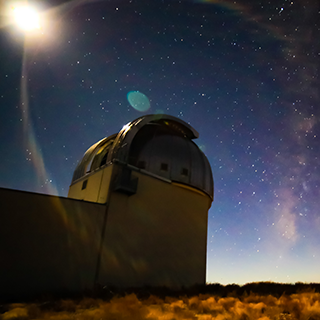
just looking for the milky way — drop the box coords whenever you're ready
[0,0,319,284]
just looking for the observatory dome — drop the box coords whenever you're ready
[71,114,213,198]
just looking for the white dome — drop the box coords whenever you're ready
[71,114,213,198]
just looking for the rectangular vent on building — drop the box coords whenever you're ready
[181,168,189,176]
[160,163,168,171]
[82,180,88,190]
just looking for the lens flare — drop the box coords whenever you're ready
[127,91,151,112]
[20,48,57,195]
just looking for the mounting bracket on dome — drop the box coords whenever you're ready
[113,165,138,195]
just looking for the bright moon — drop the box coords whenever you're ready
[13,5,40,31]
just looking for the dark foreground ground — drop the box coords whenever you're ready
[1,282,320,320]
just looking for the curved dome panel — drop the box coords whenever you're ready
[71,134,117,183]
[106,114,199,164]
[71,114,213,198]
[126,121,213,198]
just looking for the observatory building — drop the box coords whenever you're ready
[68,114,214,287]
[0,114,213,299]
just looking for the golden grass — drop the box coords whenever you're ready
[1,290,320,320]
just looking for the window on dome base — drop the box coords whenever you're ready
[161,163,168,171]
[82,180,88,190]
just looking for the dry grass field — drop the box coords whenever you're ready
[1,283,320,320]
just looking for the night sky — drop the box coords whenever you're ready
[1,0,320,285]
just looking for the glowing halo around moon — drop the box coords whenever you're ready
[127,91,151,112]
[12,5,41,31]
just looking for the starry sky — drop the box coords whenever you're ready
[1,0,320,285]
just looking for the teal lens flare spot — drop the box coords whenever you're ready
[127,91,150,112]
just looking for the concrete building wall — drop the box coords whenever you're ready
[96,163,211,288]
[0,163,210,298]
[0,188,106,299]
[68,165,113,204]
